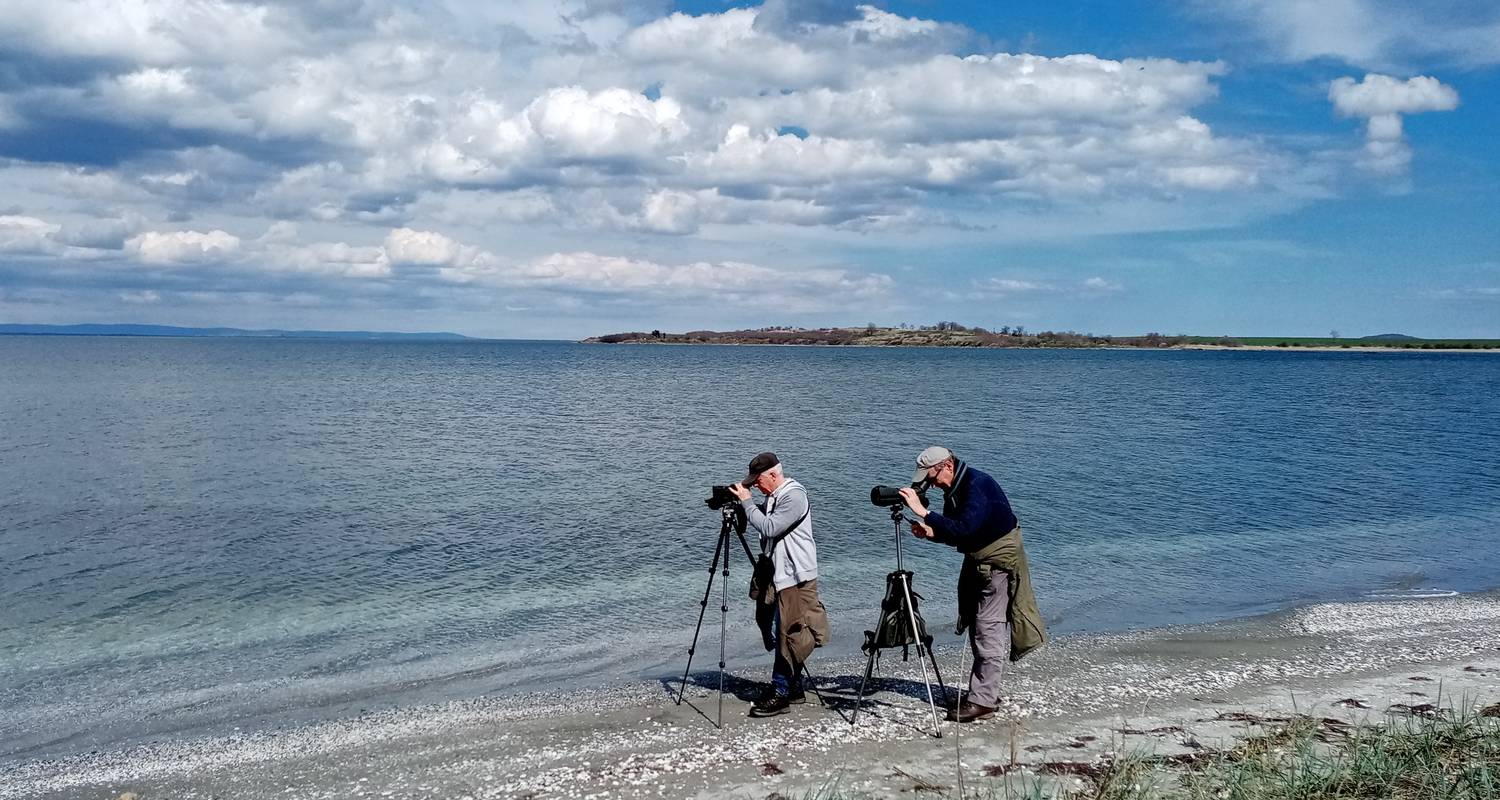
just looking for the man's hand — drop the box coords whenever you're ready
[897,486,929,518]
[728,482,751,502]
[910,519,935,539]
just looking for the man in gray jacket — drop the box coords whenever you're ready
[729,452,831,717]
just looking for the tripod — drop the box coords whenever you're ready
[675,505,756,728]
[850,505,949,737]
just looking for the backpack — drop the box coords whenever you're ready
[862,570,932,661]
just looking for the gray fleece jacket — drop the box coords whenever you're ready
[740,477,819,591]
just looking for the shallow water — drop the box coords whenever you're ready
[2,337,1498,758]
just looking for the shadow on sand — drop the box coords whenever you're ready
[662,665,958,731]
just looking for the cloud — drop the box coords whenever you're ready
[1082,277,1124,292]
[126,229,241,264]
[56,216,143,250]
[1199,0,1500,69]
[975,275,1124,298]
[1421,286,1500,300]
[503,250,892,310]
[980,278,1054,294]
[0,1,1288,245]
[0,0,292,67]
[0,215,62,255]
[5,213,889,313]
[524,86,689,160]
[972,274,1128,300]
[0,1,1436,332]
[1329,74,1460,117]
[1329,74,1459,174]
[383,228,470,267]
[119,289,161,303]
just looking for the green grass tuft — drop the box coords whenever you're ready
[797,703,1500,799]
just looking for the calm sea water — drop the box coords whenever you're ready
[3,337,1499,758]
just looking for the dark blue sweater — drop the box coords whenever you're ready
[922,465,1018,552]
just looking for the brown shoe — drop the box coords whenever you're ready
[947,701,995,723]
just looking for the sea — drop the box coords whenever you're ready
[3,337,1498,761]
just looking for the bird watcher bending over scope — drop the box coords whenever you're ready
[725,452,831,718]
[896,446,1048,723]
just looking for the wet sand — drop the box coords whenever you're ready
[6,592,1498,800]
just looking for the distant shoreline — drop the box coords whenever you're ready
[582,334,1500,354]
[586,340,1500,354]
[582,330,1500,354]
[1182,343,1500,354]
[0,323,474,341]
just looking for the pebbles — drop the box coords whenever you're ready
[6,592,1499,800]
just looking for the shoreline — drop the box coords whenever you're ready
[1179,343,1500,353]
[584,340,1500,354]
[7,591,1498,800]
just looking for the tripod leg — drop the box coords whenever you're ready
[851,643,878,726]
[734,527,757,568]
[899,574,943,738]
[928,638,950,708]
[798,664,825,707]
[677,524,725,705]
[718,533,729,730]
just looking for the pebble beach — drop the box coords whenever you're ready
[7,591,1498,800]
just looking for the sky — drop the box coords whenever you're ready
[0,0,1496,339]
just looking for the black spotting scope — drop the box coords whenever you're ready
[870,481,929,507]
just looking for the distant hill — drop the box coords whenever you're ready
[584,327,1500,350]
[585,326,1150,348]
[0,323,474,341]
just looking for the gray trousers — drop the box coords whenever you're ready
[967,569,1010,707]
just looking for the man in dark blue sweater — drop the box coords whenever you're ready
[898,445,1046,722]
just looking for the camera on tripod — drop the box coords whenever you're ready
[705,484,741,510]
[869,480,929,508]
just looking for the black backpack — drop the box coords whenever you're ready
[862,570,932,661]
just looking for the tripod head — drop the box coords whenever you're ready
[890,504,924,526]
[720,502,747,533]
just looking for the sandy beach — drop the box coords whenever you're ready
[6,591,1497,800]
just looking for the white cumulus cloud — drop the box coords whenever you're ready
[127,229,241,264]
[1329,74,1460,117]
[1329,74,1459,174]
[0,215,62,255]
[525,87,689,161]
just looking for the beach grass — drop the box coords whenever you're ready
[1175,703,1500,800]
[802,701,1500,799]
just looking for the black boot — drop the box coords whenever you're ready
[750,691,792,717]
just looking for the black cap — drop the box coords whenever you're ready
[743,451,780,485]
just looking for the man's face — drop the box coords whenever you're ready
[753,468,779,494]
[926,460,956,488]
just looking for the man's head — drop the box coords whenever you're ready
[743,451,786,494]
[912,445,958,489]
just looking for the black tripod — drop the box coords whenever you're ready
[850,504,949,737]
[675,505,756,728]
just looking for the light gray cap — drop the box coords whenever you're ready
[912,445,953,483]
